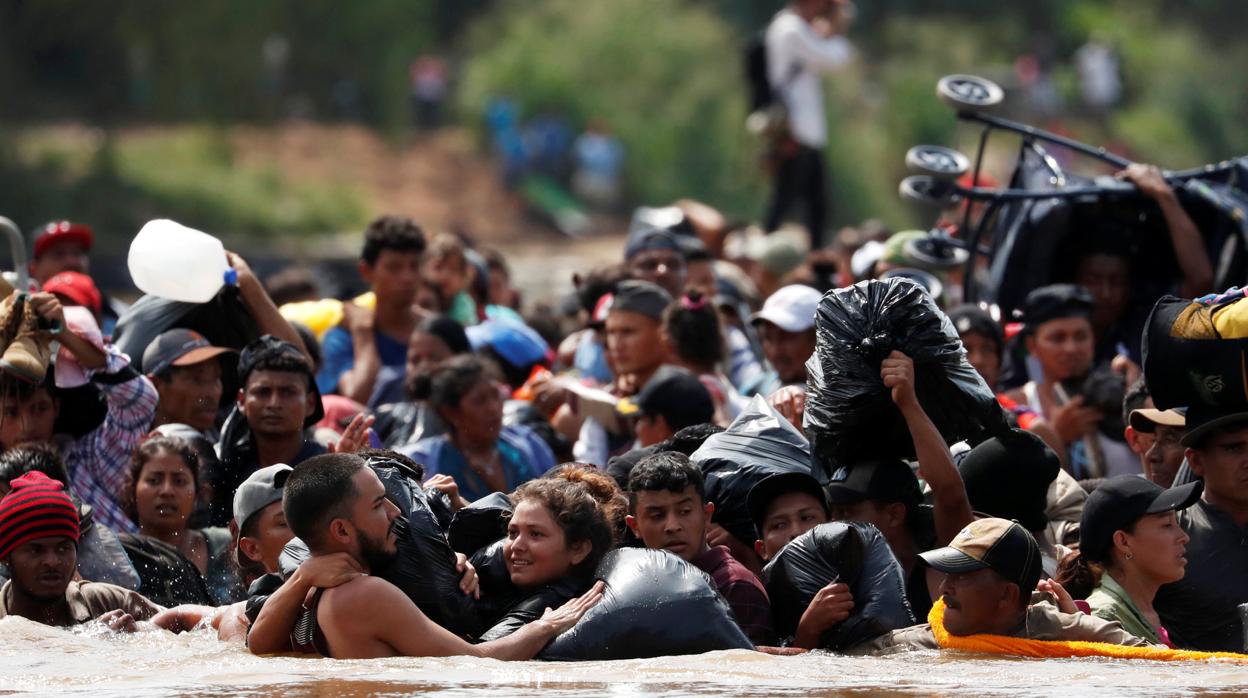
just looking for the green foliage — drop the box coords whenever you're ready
[458,0,764,218]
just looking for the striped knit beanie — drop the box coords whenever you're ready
[0,472,80,560]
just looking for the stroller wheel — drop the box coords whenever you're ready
[905,145,970,180]
[904,234,970,269]
[899,176,961,209]
[937,74,1004,111]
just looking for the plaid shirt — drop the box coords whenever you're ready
[693,544,775,645]
[63,346,158,535]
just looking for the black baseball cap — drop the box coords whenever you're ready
[1079,476,1203,562]
[919,517,1043,594]
[617,366,714,431]
[1180,405,1248,448]
[237,335,324,427]
[947,304,1004,354]
[607,280,673,322]
[747,471,830,539]
[825,460,923,508]
[142,328,236,376]
[1014,284,1094,329]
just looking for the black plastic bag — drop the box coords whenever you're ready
[448,492,514,556]
[276,461,484,638]
[113,287,258,374]
[804,278,1007,471]
[690,395,816,547]
[762,521,913,650]
[539,548,754,660]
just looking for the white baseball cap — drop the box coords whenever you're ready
[750,284,823,333]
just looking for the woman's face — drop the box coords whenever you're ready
[134,451,196,533]
[1120,510,1190,585]
[1026,316,1095,382]
[405,332,452,382]
[1076,254,1130,331]
[504,500,588,589]
[444,378,504,444]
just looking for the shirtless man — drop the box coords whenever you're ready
[248,453,602,659]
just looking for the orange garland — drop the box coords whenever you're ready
[927,598,1248,661]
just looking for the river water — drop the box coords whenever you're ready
[2,617,1247,697]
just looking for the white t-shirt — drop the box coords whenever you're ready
[765,9,852,148]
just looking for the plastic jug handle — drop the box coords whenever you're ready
[224,268,239,287]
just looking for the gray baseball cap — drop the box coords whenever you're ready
[233,463,293,530]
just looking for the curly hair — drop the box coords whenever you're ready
[123,435,201,524]
[545,463,629,545]
[509,476,615,579]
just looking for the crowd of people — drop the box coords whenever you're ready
[0,2,1245,668]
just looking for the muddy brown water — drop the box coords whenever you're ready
[3,617,1247,697]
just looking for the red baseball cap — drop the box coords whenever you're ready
[34,221,93,259]
[43,271,102,316]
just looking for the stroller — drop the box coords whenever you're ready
[896,74,1248,318]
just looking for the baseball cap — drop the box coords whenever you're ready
[43,271,102,316]
[947,304,1004,354]
[608,280,673,322]
[33,221,93,259]
[750,284,823,333]
[617,365,714,430]
[1179,405,1248,448]
[624,224,683,261]
[825,459,922,508]
[233,463,294,531]
[747,471,830,539]
[1078,475,1203,563]
[143,328,236,377]
[1014,284,1094,328]
[1128,407,1186,434]
[919,517,1043,593]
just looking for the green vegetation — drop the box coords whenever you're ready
[1,127,366,245]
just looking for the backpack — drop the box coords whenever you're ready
[743,28,798,155]
[744,31,774,112]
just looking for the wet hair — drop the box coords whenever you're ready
[283,453,365,550]
[627,452,707,510]
[123,435,202,524]
[0,445,71,491]
[264,267,320,306]
[362,215,427,266]
[409,355,490,409]
[1121,377,1150,426]
[545,463,629,546]
[662,291,725,372]
[509,476,614,579]
[666,424,724,456]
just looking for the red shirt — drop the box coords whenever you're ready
[692,545,774,645]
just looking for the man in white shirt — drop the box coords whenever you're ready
[763,0,853,249]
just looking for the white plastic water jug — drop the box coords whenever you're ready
[127,219,235,303]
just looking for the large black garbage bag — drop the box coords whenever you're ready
[113,287,259,374]
[276,461,484,638]
[539,548,754,660]
[1142,295,1248,410]
[690,395,815,547]
[762,521,913,650]
[448,492,514,556]
[804,278,1007,471]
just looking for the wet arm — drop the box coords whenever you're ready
[230,252,312,363]
[247,568,316,654]
[899,398,974,544]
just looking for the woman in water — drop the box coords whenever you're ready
[119,435,239,606]
[402,355,555,503]
[1054,475,1202,646]
[476,470,617,641]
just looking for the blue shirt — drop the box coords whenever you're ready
[316,326,408,394]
